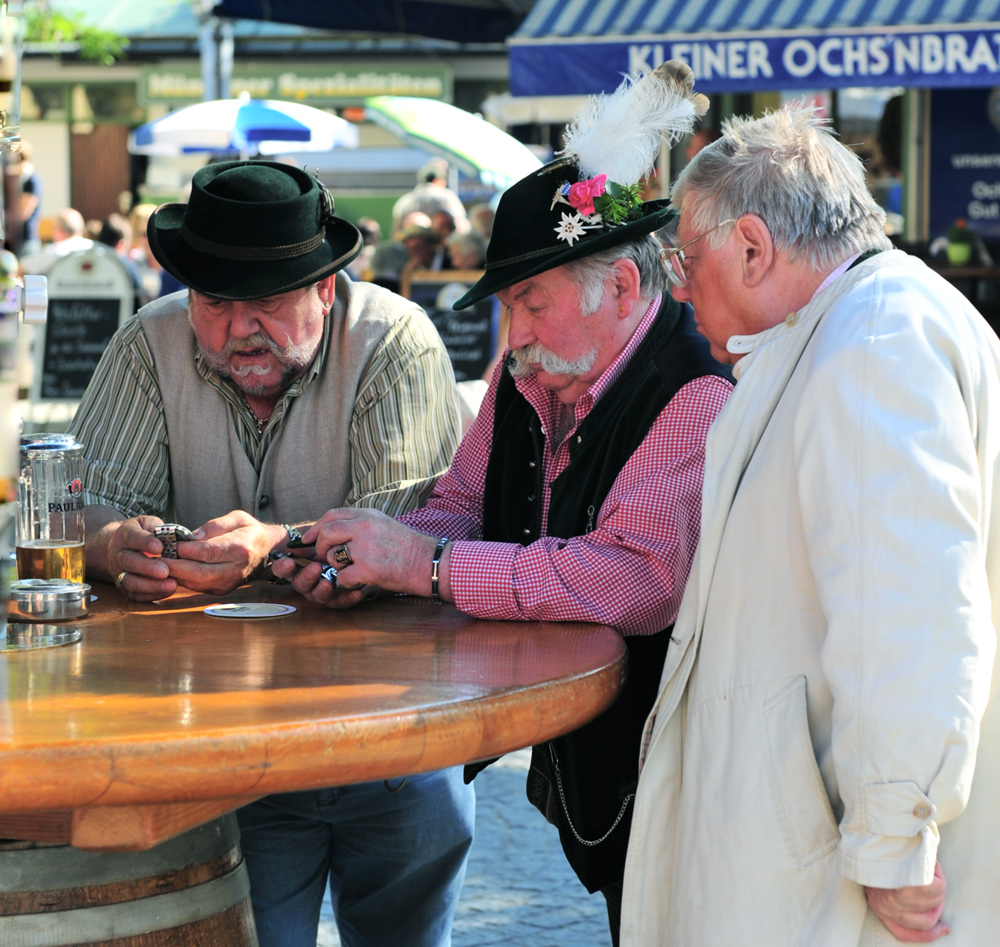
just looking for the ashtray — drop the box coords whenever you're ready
[3,623,82,650]
[9,579,91,622]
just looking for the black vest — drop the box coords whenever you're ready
[478,299,733,892]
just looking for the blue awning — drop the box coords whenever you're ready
[509,0,1000,95]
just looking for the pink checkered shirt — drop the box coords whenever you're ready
[400,296,732,635]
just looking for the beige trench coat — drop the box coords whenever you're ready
[621,251,1000,946]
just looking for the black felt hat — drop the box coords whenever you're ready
[453,60,709,311]
[148,161,363,301]
[452,158,675,309]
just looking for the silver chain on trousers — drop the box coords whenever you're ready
[548,742,633,847]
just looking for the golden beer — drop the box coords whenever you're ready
[16,540,86,584]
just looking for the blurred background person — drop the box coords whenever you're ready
[431,209,460,240]
[391,157,468,235]
[400,222,450,273]
[394,210,432,238]
[128,202,184,299]
[95,212,147,312]
[445,230,486,270]
[345,215,381,281]
[467,202,494,240]
[19,207,94,275]
[368,239,409,294]
[18,140,43,256]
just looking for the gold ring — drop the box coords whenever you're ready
[115,570,128,591]
[332,544,353,567]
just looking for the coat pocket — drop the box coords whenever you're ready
[763,674,840,867]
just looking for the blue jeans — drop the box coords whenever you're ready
[236,768,475,947]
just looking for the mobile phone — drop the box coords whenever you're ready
[154,523,196,559]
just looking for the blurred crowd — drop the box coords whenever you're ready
[347,157,492,294]
[16,153,495,314]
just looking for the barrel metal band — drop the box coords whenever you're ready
[181,223,325,261]
[0,862,250,947]
[0,815,240,892]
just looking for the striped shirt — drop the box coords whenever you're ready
[69,294,460,520]
[400,296,732,635]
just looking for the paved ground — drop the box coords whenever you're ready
[316,748,612,946]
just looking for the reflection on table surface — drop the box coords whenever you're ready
[0,581,626,851]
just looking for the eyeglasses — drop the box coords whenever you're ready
[659,218,737,289]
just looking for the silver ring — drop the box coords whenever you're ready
[332,544,353,567]
[321,565,340,588]
[115,570,128,591]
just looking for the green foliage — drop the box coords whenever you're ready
[593,181,645,225]
[25,5,128,66]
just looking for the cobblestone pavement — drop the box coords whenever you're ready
[316,748,612,947]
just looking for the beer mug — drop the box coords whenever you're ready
[16,435,86,583]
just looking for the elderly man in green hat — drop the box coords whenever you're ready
[68,160,472,947]
[274,63,732,945]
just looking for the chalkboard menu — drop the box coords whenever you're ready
[31,247,135,403]
[39,298,123,399]
[402,270,498,382]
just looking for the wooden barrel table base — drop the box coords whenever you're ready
[0,815,257,947]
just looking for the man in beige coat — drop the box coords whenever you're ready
[621,107,1000,945]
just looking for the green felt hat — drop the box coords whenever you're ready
[148,160,363,301]
[453,157,674,309]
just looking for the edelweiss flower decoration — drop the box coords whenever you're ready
[554,211,593,246]
[551,174,646,246]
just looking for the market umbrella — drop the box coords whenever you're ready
[128,93,359,158]
[363,96,541,191]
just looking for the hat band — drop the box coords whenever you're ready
[485,245,563,271]
[181,223,326,261]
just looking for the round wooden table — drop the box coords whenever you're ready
[0,581,626,852]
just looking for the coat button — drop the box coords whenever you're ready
[522,528,531,536]
[576,435,582,443]
[913,803,932,819]
[528,460,536,468]
[259,495,270,510]
[527,494,534,502]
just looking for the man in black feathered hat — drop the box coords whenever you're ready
[274,63,732,943]
[68,160,473,947]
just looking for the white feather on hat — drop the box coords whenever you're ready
[560,61,710,186]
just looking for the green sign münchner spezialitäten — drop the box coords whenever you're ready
[140,65,452,106]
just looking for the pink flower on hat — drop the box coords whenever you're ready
[567,175,607,216]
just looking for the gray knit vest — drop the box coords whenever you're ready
[140,276,425,527]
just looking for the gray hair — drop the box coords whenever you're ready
[446,230,487,266]
[563,234,668,315]
[671,106,891,271]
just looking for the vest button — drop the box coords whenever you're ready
[528,460,536,468]
[522,528,531,536]
[576,435,582,443]
[259,495,270,510]
[527,494,534,502]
